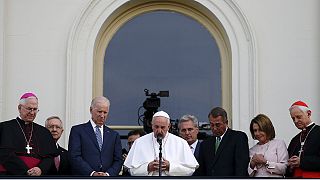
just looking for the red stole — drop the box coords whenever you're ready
[0,156,40,172]
[294,168,320,178]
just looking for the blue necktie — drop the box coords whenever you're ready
[95,126,103,150]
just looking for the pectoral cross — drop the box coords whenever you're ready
[298,142,304,158]
[26,144,33,154]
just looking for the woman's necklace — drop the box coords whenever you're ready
[16,119,33,154]
[298,124,315,158]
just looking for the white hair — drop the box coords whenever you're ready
[19,96,38,105]
[178,114,198,129]
[90,96,110,108]
[45,116,63,128]
[289,105,311,113]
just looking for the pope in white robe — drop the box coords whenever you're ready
[124,111,199,176]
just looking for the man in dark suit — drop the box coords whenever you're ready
[178,114,201,161]
[68,96,122,176]
[195,107,249,177]
[45,116,71,175]
[178,114,201,176]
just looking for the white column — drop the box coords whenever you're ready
[0,0,5,120]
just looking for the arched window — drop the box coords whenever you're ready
[103,10,221,129]
[66,0,257,146]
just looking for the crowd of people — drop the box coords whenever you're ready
[0,92,319,178]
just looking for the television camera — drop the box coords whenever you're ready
[139,89,210,139]
[141,89,169,133]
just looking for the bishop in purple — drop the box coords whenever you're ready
[0,92,58,175]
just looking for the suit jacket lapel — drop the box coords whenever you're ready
[212,129,230,165]
[101,125,110,151]
[57,146,63,172]
[84,121,100,150]
[194,141,201,160]
[205,137,216,165]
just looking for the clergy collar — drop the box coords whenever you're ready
[304,122,315,131]
[16,117,32,125]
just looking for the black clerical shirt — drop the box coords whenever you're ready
[0,118,58,175]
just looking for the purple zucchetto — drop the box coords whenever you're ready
[20,92,38,100]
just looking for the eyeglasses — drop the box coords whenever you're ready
[22,106,39,113]
[47,125,62,130]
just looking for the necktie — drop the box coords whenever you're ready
[190,145,194,154]
[54,155,60,170]
[215,136,221,152]
[95,126,103,150]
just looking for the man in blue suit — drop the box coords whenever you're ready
[68,96,122,176]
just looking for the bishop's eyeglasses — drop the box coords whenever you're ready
[22,106,39,113]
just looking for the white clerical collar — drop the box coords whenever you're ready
[306,122,315,128]
[302,122,315,131]
[18,116,30,124]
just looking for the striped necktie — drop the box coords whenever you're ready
[95,126,103,150]
[54,155,60,170]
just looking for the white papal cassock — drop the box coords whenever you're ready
[124,132,199,176]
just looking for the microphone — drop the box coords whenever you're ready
[156,135,163,144]
[156,134,163,176]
